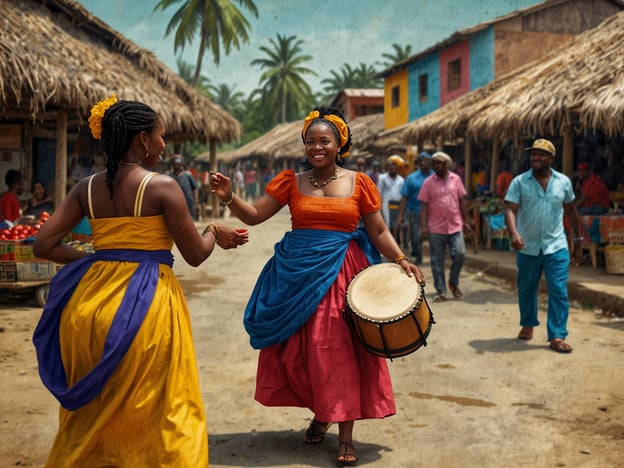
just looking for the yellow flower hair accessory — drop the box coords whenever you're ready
[302,110,351,158]
[88,94,118,140]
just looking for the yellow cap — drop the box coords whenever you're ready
[525,138,555,156]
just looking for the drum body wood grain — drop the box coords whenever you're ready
[344,263,433,359]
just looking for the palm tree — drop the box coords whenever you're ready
[379,43,413,69]
[250,34,317,123]
[154,0,259,86]
[176,58,212,96]
[320,62,381,100]
[207,82,246,120]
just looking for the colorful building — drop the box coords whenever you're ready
[377,0,624,130]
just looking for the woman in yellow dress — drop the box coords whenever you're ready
[32,96,248,467]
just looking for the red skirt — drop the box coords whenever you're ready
[254,241,396,422]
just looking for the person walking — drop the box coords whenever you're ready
[377,155,405,243]
[210,106,425,466]
[418,151,474,302]
[504,138,582,353]
[398,151,432,265]
[32,96,248,467]
[167,155,198,220]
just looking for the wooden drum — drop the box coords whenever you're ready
[344,263,434,359]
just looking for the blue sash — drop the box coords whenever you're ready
[33,249,173,410]
[244,228,380,349]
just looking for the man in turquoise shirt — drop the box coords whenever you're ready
[504,139,583,353]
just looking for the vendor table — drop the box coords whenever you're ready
[580,214,624,268]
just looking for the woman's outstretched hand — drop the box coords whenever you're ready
[216,225,249,250]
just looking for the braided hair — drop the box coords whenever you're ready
[100,100,159,198]
[301,106,352,168]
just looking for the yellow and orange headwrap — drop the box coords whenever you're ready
[302,110,351,158]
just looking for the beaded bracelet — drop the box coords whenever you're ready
[394,254,408,264]
[222,192,235,205]
[202,222,220,243]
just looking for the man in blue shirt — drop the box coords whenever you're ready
[398,151,432,265]
[504,139,583,353]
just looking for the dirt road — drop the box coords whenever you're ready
[1,208,623,467]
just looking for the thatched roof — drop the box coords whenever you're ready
[1,0,240,144]
[199,113,387,164]
[403,10,624,144]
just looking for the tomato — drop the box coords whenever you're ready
[0,229,9,236]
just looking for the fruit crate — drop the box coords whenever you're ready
[0,241,39,261]
[605,231,624,275]
[0,261,57,282]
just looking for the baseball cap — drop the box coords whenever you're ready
[417,151,432,160]
[525,138,555,156]
[577,162,590,171]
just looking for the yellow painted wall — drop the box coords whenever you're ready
[383,70,409,130]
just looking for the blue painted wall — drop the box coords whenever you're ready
[407,53,440,121]
[469,26,495,90]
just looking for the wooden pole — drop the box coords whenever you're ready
[490,139,499,195]
[562,123,574,179]
[464,138,472,195]
[55,109,68,208]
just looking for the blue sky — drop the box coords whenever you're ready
[78,0,539,95]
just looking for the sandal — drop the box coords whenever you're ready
[448,281,463,298]
[550,338,573,353]
[517,327,533,340]
[433,294,446,303]
[304,419,332,444]
[336,441,358,466]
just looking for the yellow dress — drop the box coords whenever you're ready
[44,175,208,467]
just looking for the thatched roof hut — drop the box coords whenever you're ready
[198,113,390,168]
[402,11,624,188]
[2,0,240,144]
[1,0,240,210]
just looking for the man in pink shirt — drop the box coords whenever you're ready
[419,152,474,302]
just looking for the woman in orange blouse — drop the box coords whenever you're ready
[210,107,425,466]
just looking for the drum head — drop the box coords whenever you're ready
[347,263,421,322]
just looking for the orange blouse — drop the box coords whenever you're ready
[266,170,381,232]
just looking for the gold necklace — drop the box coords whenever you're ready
[308,168,338,188]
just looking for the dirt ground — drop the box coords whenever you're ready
[1,208,623,468]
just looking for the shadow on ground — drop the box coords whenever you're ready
[209,430,389,467]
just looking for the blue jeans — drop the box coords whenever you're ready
[388,205,400,243]
[516,249,570,341]
[429,232,465,296]
[407,210,423,264]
